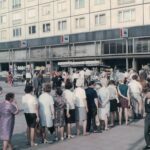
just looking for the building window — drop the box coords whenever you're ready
[12,0,21,9]
[95,14,106,25]
[13,28,21,37]
[12,13,21,25]
[29,25,36,34]
[42,5,50,16]
[58,20,67,31]
[94,0,105,5]
[75,17,85,28]
[43,23,50,32]
[75,0,85,9]
[28,9,36,18]
[0,15,7,24]
[118,0,135,5]
[118,9,135,23]
[58,1,67,12]
[0,0,7,9]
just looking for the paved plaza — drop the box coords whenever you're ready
[0,82,147,150]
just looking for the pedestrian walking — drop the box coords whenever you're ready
[22,85,39,147]
[0,93,19,150]
[63,80,76,139]
[118,77,130,125]
[85,81,99,133]
[74,79,88,136]
[97,82,110,131]
[7,71,13,87]
[144,87,150,149]
[107,80,119,127]
[128,74,143,119]
[54,88,66,141]
[38,83,54,143]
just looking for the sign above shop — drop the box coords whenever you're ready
[120,28,128,38]
[58,61,101,67]
[20,40,28,48]
[61,35,69,43]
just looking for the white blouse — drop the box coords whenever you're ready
[63,89,75,110]
[74,87,86,107]
[22,94,38,114]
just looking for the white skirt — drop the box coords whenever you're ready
[98,103,110,120]
[40,113,53,128]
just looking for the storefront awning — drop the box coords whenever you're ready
[58,61,101,67]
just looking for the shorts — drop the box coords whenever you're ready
[65,109,75,124]
[110,99,118,112]
[24,113,37,128]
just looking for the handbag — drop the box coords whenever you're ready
[35,123,41,137]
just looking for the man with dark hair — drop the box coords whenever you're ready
[85,81,99,133]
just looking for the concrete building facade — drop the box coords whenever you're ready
[0,0,150,71]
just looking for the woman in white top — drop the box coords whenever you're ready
[63,80,76,139]
[38,83,54,143]
[97,82,110,130]
[74,79,88,136]
[22,85,39,147]
[107,80,119,127]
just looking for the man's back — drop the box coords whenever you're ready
[85,87,97,110]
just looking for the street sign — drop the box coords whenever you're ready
[120,28,128,38]
[61,35,69,43]
[20,40,28,48]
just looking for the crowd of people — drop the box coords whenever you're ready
[1,67,150,149]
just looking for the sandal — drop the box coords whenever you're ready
[31,143,38,147]
[83,132,90,136]
[105,128,109,131]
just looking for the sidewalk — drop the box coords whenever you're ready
[0,82,146,150]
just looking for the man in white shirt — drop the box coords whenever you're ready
[128,74,143,119]
[79,69,85,87]
[84,68,91,86]
[72,71,79,88]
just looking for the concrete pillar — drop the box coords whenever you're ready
[132,58,137,71]
[13,63,17,74]
[99,41,102,55]
[126,58,129,71]
[48,46,53,72]
[125,38,128,71]
[30,63,34,75]
[0,64,2,72]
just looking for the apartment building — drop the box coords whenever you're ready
[0,0,150,71]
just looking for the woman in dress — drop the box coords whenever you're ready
[118,77,130,125]
[97,81,110,130]
[107,80,119,127]
[38,83,54,143]
[7,71,13,87]
[0,93,19,150]
[54,88,66,141]
[22,85,39,147]
[74,79,88,136]
[63,80,76,139]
